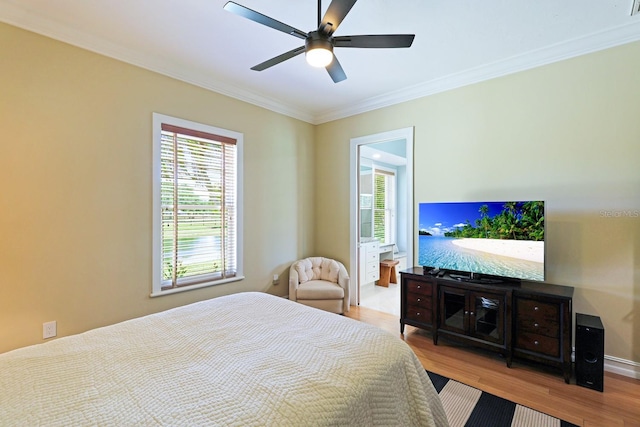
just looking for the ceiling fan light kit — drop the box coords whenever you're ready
[306,33,334,67]
[306,48,333,68]
[223,0,415,83]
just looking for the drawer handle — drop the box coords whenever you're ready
[417,298,421,302]
[417,285,421,289]
[534,323,539,328]
[534,306,539,311]
[416,312,421,316]
[470,312,475,316]
[534,340,539,346]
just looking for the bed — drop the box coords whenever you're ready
[0,292,448,426]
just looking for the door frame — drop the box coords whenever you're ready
[349,127,414,306]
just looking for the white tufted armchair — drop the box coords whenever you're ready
[289,257,350,314]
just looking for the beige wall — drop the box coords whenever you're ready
[316,42,640,364]
[0,23,315,353]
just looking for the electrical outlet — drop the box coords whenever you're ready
[43,321,57,339]
[273,274,279,284]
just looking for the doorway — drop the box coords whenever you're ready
[349,128,414,314]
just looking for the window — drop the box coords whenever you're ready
[373,168,396,245]
[152,113,243,296]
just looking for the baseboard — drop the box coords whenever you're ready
[604,355,640,379]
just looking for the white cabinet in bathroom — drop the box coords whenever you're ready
[359,240,380,285]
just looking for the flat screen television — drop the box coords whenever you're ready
[418,201,545,282]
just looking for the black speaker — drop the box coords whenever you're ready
[575,313,604,392]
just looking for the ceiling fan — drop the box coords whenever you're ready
[223,0,415,83]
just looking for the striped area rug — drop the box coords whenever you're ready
[427,371,578,427]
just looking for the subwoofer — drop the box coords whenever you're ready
[575,313,604,392]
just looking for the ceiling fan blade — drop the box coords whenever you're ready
[333,34,415,48]
[319,0,358,36]
[326,55,347,83]
[224,2,307,39]
[251,46,306,71]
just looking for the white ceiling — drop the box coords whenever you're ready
[2,0,639,124]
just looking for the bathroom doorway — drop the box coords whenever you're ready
[349,128,414,314]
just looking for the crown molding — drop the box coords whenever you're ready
[313,20,640,124]
[2,2,639,126]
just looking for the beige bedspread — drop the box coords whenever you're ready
[0,292,448,426]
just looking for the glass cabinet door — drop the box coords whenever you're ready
[440,287,466,333]
[471,292,504,344]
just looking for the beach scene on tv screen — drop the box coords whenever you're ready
[418,201,545,281]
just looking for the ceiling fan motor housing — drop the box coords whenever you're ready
[305,31,334,53]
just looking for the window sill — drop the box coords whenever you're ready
[150,275,245,298]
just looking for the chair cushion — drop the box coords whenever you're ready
[295,257,340,284]
[296,280,345,300]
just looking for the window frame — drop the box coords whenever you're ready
[151,113,244,297]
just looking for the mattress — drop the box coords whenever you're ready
[0,292,448,426]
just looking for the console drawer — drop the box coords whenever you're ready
[516,299,559,338]
[516,331,559,357]
[406,292,430,307]
[516,318,558,337]
[406,280,433,296]
[406,305,432,323]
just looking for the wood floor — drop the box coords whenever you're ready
[345,305,640,427]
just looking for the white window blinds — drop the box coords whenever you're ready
[373,169,395,245]
[158,122,238,291]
